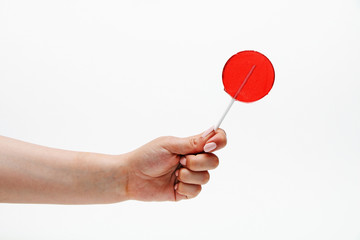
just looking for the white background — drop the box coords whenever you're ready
[1,0,360,239]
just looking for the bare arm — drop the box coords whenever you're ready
[0,136,128,204]
[0,128,227,204]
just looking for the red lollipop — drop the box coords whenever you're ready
[214,50,275,130]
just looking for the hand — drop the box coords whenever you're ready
[123,127,227,201]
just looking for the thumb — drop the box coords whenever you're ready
[164,127,216,155]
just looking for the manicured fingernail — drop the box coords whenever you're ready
[174,184,178,190]
[204,142,217,152]
[175,170,179,177]
[202,126,214,138]
[180,157,186,166]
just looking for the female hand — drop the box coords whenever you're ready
[124,127,227,201]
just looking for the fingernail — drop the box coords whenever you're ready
[174,184,178,190]
[204,142,217,152]
[175,170,179,177]
[180,157,186,166]
[201,126,214,138]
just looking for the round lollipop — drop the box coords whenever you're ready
[214,50,275,130]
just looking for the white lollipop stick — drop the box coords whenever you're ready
[214,64,256,130]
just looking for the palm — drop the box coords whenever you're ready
[126,142,180,201]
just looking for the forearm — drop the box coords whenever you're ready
[0,136,129,204]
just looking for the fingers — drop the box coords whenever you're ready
[174,182,202,199]
[174,153,219,201]
[181,153,219,171]
[202,128,227,153]
[176,168,210,185]
[162,127,227,155]
[171,127,226,201]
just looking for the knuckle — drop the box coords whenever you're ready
[223,135,228,146]
[220,133,227,146]
[195,185,202,196]
[212,156,220,169]
[189,136,199,149]
[218,128,227,136]
[202,172,210,184]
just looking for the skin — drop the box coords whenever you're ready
[0,128,226,204]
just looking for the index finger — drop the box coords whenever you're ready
[202,128,227,152]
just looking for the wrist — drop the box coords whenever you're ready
[75,152,130,203]
[108,153,131,202]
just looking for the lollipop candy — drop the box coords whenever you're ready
[214,50,275,130]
